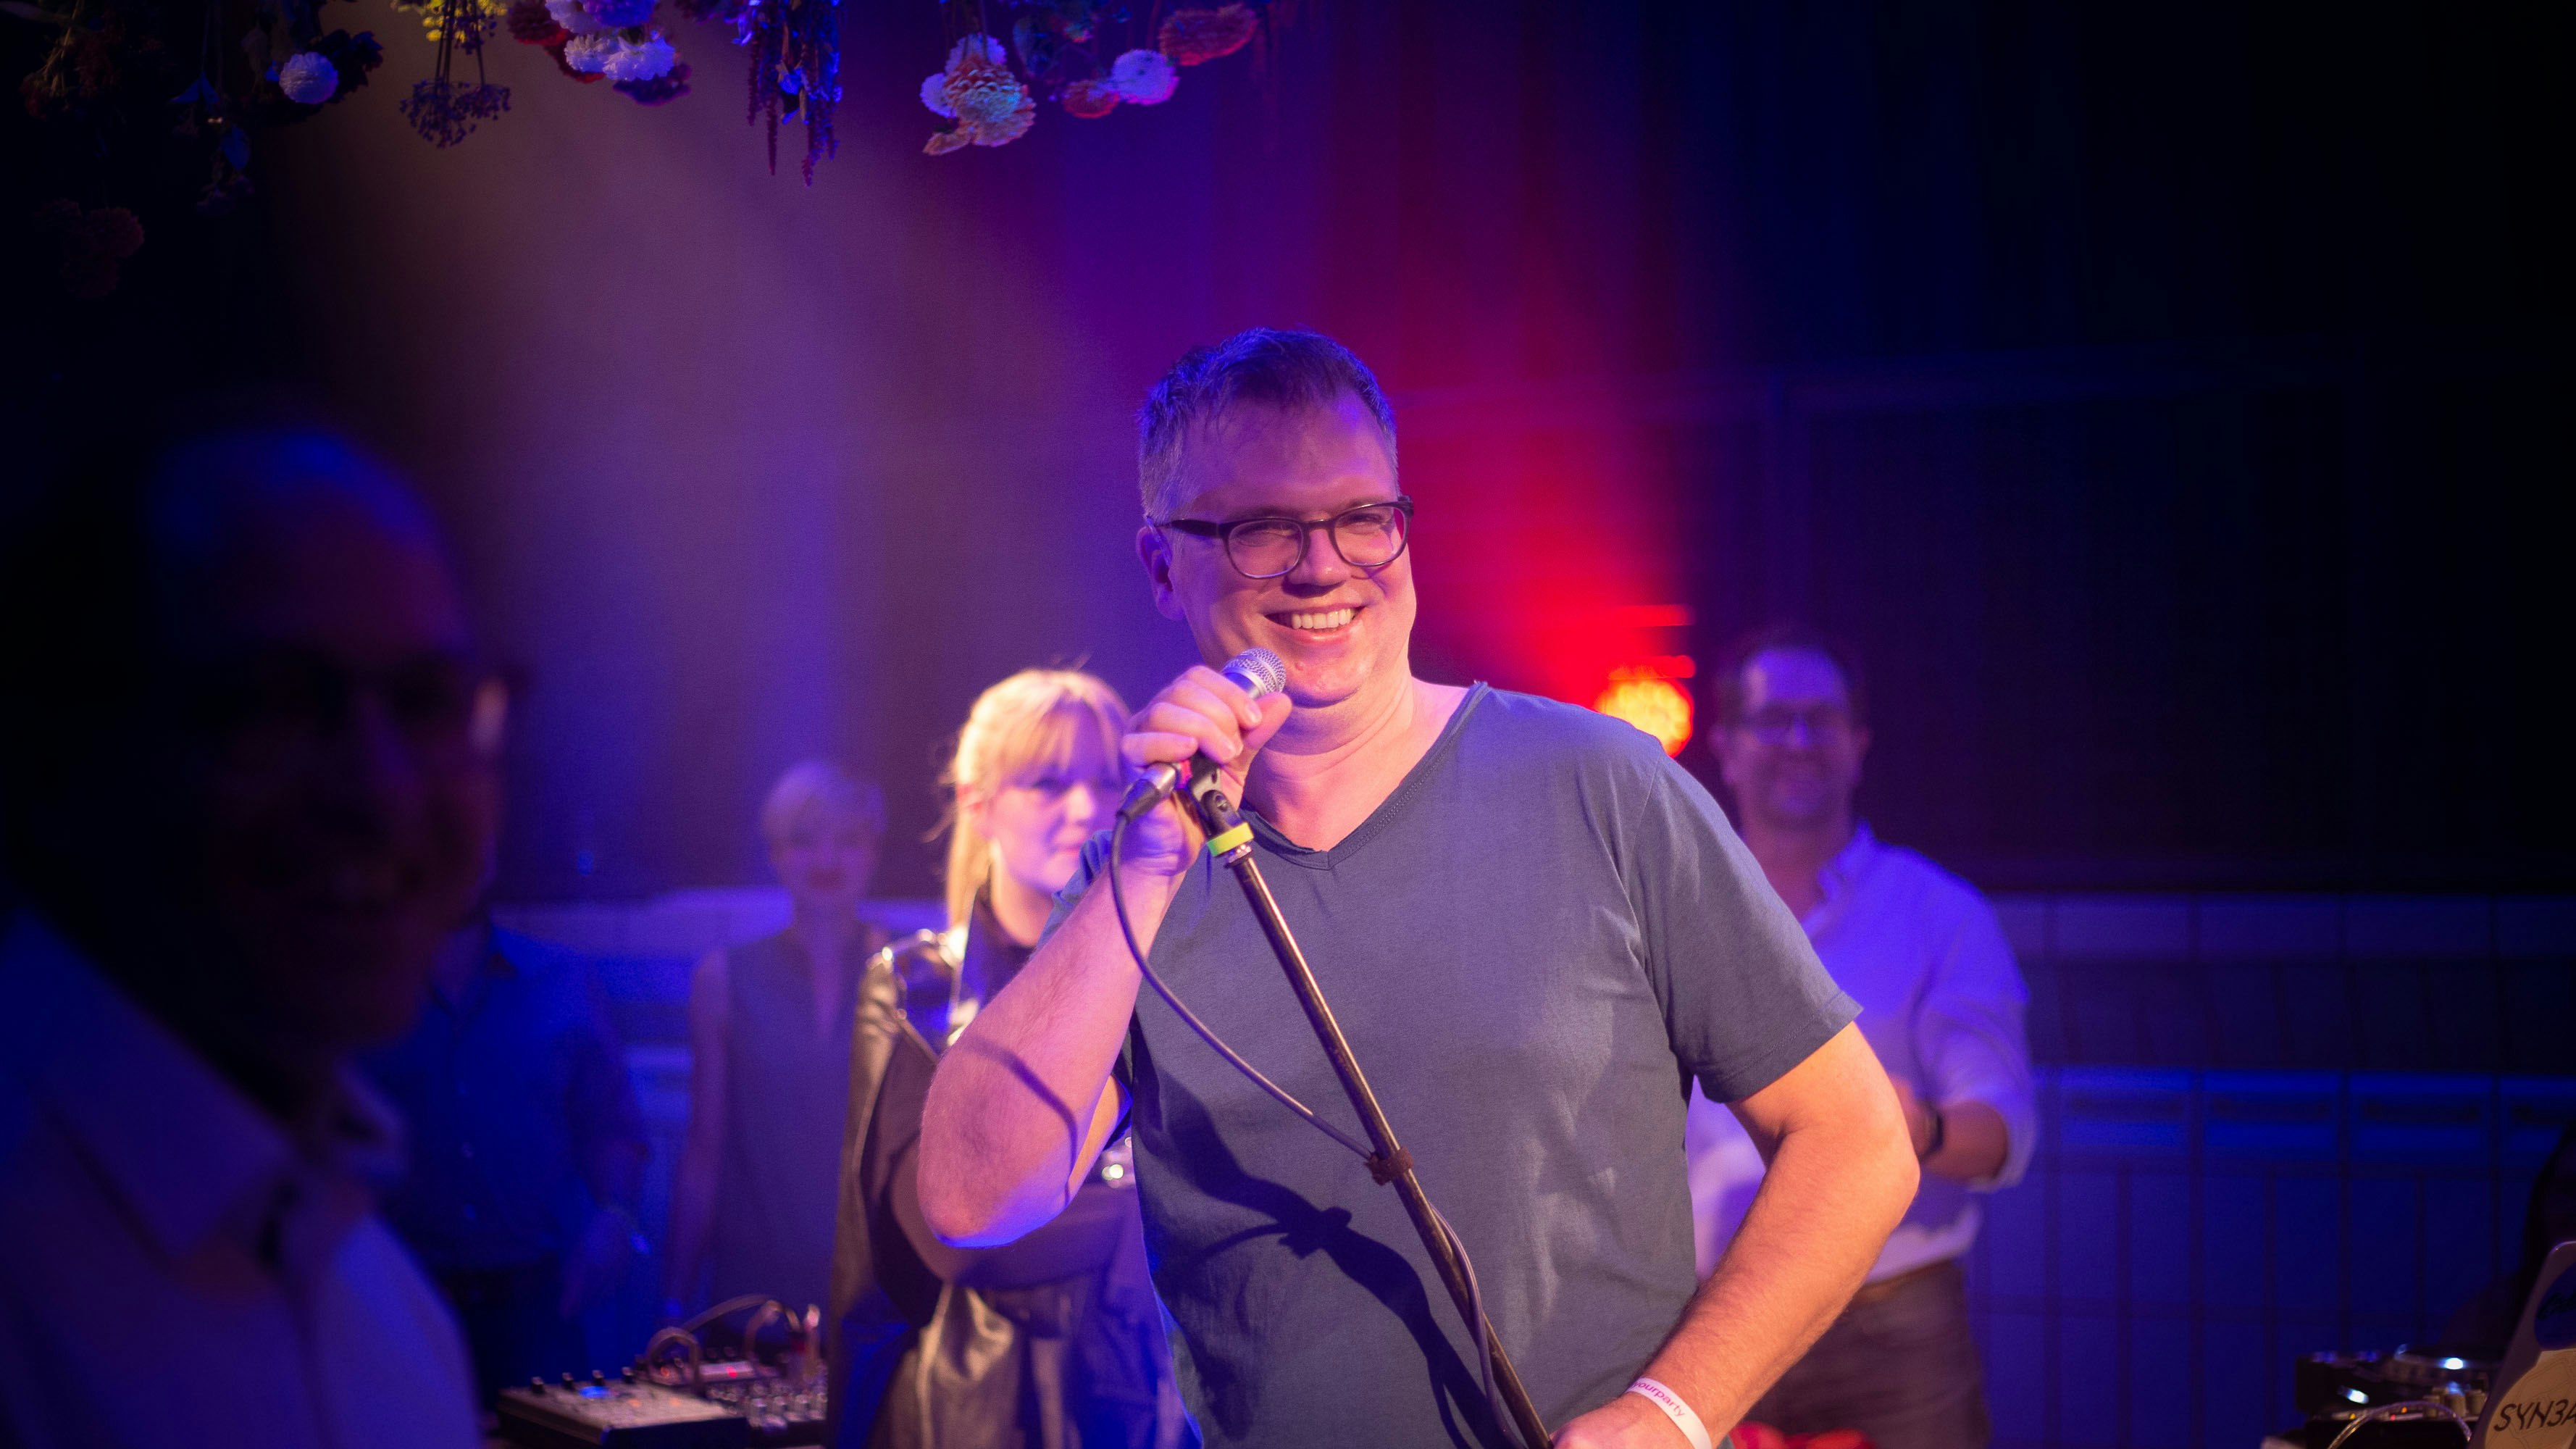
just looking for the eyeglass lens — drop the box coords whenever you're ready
[1226,504,1408,578]
[1745,706,1851,744]
[197,651,510,771]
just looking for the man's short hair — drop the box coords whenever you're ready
[0,411,407,762]
[1710,622,1870,727]
[1136,328,1398,519]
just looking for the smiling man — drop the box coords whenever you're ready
[0,420,495,1448]
[1687,626,2036,1449]
[916,330,1918,1449]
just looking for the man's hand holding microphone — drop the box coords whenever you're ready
[1109,648,1291,924]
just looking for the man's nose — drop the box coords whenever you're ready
[1284,522,1350,588]
[325,693,430,820]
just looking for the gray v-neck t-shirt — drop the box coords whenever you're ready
[1053,684,1855,1448]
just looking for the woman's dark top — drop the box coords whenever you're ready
[826,901,1191,1449]
[713,926,871,1315]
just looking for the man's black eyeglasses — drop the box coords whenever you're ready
[1155,496,1414,580]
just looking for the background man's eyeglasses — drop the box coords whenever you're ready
[188,650,511,773]
[1736,706,1855,746]
[1155,496,1413,580]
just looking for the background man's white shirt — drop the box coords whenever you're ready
[1685,824,2038,1283]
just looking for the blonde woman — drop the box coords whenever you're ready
[828,670,1191,1449]
[667,760,889,1321]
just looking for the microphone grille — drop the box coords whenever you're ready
[1227,648,1287,699]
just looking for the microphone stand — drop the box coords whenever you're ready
[1183,776,1554,1449]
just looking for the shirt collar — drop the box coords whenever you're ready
[1802,821,1883,937]
[431,921,515,1014]
[0,912,405,1271]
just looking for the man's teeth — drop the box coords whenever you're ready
[1285,607,1355,631]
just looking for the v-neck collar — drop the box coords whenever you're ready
[1241,682,1489,871]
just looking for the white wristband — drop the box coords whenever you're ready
[1624,1377,1715,1449]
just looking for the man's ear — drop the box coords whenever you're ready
[1137,525,1183,621]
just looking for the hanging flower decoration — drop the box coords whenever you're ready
[924,35,1033,154]
[3,0,1285,299]
[256,29,385,120]
[615,59,692,104]
[277,52,340,104]
[1158,4,1258,67]
[390,0,508,44]
[508,0,687,105]
[1059,76,1119,119]
[14,0,383,270]
[695,0,843,184]
[921,0,1274,153]
[1107,49,1176,105]
[396,0,510,147]
[35,201,145,299]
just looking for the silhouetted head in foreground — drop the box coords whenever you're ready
[0,420,501,1119]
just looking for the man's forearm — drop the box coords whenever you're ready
[1631,1044,1917,1437]
[918,866,1168,1245]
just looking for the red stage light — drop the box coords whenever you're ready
[1594,664,1694,756]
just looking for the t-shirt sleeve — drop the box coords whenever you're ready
[1625,756,1857,1103]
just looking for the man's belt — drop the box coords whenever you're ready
[1846,1255,1958,1309]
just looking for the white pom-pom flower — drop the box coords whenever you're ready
[277,51,338,104]
[919,71,955,117]
[562,31,619,71]
[601,33,676,81]
[1109,49,1176,105]
[547,0,604,35]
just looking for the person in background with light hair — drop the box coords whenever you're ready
[666,760,890,1320]
[827,669,1191,1449]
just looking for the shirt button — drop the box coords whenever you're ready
[460,1143,474,1160]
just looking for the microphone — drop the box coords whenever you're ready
[1117,648,1287,822]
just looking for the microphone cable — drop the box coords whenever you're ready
[1105,811,1518,1447]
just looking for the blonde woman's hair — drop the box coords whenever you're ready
[940,669,1131,932]
[760,759,885,845]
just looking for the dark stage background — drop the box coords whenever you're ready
[13,1,2567,903]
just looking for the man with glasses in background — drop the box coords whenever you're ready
[1689,624,2037,1449]
[0,419,498,1448]
[916,328,1920,1449]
